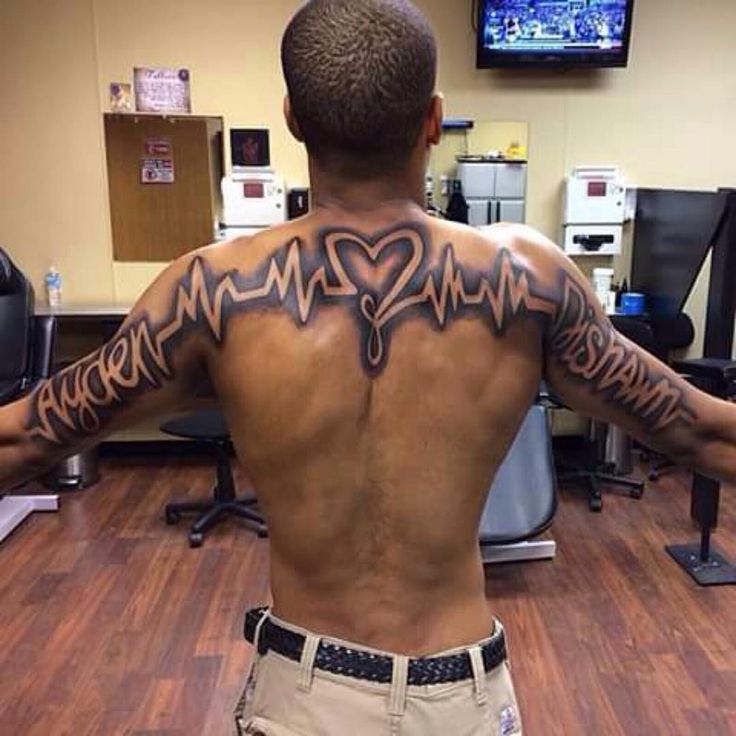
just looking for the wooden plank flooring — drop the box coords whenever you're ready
[1,455,735,735]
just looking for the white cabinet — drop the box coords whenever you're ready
[457,161,527,226]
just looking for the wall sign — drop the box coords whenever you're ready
[141,158,175,184]
[134,67,191,113]
[144,137,172,156]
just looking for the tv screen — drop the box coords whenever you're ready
[477,0,635,69]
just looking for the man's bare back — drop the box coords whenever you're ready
[7,202,721,659]
[209,208,547,655]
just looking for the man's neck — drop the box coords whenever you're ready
[309,158,426,214]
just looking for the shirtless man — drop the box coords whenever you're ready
[1,1,735,734]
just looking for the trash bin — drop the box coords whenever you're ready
[43,447,100,491]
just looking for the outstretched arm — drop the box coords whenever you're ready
[513,230,736,487]
[0,250,217,492]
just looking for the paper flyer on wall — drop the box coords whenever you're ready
[141,158,175,184]
[134,67,191,113]
[144,137,173,156]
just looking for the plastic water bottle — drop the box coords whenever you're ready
[45,266,62,307]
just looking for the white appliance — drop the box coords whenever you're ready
[221,168,286,229]
[563,166,626,256]
[457,160,527,227]
[564,224,623,257]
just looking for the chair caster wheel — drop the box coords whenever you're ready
[165,509,181,526]
[630,488,644,499]
[649,472,659,482]
[589,498,603,513]
[257,527,268,539]
[189,532,204,548]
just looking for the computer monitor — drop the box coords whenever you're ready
[230,128,270,169]
[631,189,727,317]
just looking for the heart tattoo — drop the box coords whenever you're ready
[216,224,556,371]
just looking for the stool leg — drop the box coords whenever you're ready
[596,473,645,499]
[191,505,225,536]
[588,475,602,513]
[691,473,719,530]
[665,473,736,586]
[215,441,236,502]
[165,500,213,525]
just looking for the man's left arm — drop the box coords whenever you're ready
[0,248,218,492]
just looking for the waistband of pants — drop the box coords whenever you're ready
[243,606,507,688]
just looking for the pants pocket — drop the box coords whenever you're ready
[235,717,265,736]
[234,656,262,733]
[239,720,267,736]
[236,716,305,736]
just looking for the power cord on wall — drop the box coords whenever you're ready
[471,0,478,32]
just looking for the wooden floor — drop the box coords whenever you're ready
[1,456,735,736]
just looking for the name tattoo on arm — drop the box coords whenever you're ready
[549,278,695,431]
[28,223,694,445]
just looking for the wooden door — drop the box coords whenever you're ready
[104,115,218,262]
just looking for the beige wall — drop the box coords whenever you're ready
[2,0,735,351]
[0,0,114,302]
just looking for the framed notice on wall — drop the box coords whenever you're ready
[134,67,192,113]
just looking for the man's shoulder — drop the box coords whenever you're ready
[189,221,307,274]
[431,221,563,274]
[478,223,560,261]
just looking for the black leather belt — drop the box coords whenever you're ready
[244,607,507,687]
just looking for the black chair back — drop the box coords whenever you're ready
[31,316,57,381]
[0,248,45,404]
[650,313,696,354]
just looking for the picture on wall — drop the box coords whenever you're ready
[109,82,133,112]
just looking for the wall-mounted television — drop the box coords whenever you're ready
[477,0,635,69]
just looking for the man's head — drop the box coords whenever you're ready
[282,0,441,178]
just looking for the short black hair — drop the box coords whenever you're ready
[282,0,437,175]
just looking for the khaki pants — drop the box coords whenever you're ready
[235,612,523,736]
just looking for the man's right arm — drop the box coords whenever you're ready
[514,229,736,486]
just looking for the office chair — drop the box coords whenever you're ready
[479,401,558,563]
[0,247,58,543]
[162,409,267,548]
[556,423,645,513]
[0,249,35,402]
[0,246,57,411]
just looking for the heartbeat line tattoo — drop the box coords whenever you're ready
[28,223,694,445]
